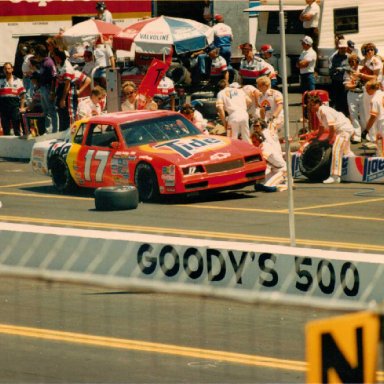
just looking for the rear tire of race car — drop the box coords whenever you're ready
[134,163,160,202]
[94,186,139,211]
[299,140,333,182]
[50,156,77,193]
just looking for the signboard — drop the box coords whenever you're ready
[306,311,380,383]
[1,223,384,308]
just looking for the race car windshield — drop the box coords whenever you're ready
[120,115,201,147]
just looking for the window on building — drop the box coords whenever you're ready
[334,7,358,35]
[266,11,304,34]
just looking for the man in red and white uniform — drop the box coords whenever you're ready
[0,62,26,136]
[312,96,354,184]
[72,69,91,97]
[153,75,176,111]
[239,43,271,86]
[216,79,252,143]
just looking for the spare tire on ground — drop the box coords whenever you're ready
[299,140,332,182]
[191,91,215,100]
[95,186,139,211]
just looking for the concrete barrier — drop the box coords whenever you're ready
[0,132,65,160]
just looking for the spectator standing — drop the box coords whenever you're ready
[360,43,383,84]
[82,49,97,78]
[95,1,113,23]
[0,62,26,136]
[216,79,252,143]
[299,0,320,55]
[20,43,34,104]
[329,39,349,116]
[239,43,271,86]
[33,44,58,133]
[343,54,364,143]
[93,39,115,89]
[76,86,106,119]
[212,14,233,67]
[202,0,213,25]
[68,43,86,69]
[52,48,77,131]
[297,35,317,93]
[362,80,384,151]
[311,96,354,184]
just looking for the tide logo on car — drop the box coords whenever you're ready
[363,157,384,182]
[155,137,227,158]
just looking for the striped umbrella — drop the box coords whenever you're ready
[113,16,214,54]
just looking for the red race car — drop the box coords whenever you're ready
[31,110,266,201]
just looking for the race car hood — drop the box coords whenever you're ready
[137,135,257,165]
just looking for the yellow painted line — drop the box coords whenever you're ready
[0,324,305,372]
[295,211,384,223]
[292,197,384,211]
[1,215,384,253]
[0,191,91,201]
[1,324,384,380]
[0,180,51,189]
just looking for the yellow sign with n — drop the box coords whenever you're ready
[306,311,380,383]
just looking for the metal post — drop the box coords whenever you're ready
[279,0,296,246]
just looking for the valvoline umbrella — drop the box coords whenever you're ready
[113,16,214,54]
[62,19,122,46]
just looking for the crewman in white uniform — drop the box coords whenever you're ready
[311,95,354,184]
[216,79,252,143]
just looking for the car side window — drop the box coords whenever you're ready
[86,124,118,147]
[73,123,86,144]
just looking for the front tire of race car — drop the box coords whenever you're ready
[299,140,332,182]
[94,186,139,211]
[134,163,160,202]
[50,156,77,193]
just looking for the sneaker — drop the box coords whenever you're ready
[323,176,341,184]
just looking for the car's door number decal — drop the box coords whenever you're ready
[84,150,109,182]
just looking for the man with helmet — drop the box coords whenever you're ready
[95,1,113,23]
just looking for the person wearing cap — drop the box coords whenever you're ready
[299,0,320,54]
[329,39,349,116]
[212,14,233,67]
[95,1,113,23]
[239,43,271,86]
[216,78,252,143]
[259,44,279,89]
[347,40,359,57]
[297,36,317,93]
[311,95,354,184]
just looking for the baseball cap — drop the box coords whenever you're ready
[214,14,224,22]
[260,44,274,53]
[338,39,348,48]
[301,36,313,46]
[347,40,355,48]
